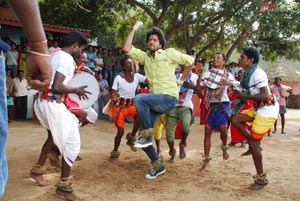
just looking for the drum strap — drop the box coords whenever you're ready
[232,64,257,115]
[254,94,276,110]
[38,89,65,103]
[112,97,134,107]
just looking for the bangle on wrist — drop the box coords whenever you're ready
[176,79,184,85]
[28,39,48,46]
[27,39,48,47]
[27,49,50,57]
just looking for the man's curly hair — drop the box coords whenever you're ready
[146,27,166,50]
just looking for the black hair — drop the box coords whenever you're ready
[63,31,87,47]
[242,46,259,64]
[96,70,104,77]
[18,70,24,74]
[275,77,281,82]
[146,27,166,50]
[120,56,132,69]
[215,52,226,61]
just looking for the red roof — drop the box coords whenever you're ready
[0,16,90,36]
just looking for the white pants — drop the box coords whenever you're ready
[34,99,80,167]
[84,107,97,124]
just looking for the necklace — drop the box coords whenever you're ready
[125,75,134,83]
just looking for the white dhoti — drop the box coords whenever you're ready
[84,107,98,124]
[34,99,80,167]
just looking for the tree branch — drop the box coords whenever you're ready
[196,24,225,58]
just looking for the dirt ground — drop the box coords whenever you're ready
[1,109,300,201]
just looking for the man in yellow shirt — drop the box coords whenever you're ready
[123,22,194,179]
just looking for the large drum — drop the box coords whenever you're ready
[280,85,292,97]
[68,72,99,108]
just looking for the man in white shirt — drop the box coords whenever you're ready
[31,31,88,200]
[165,68,201,162]
[5,43,18,78]
[200,52,235,171]
[231,46,279,190]
[13,70,28,120]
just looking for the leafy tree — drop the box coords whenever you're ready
[125,0,300,61]
[39,0,121,39]
[39,0,300,61]
[255,1,300,61]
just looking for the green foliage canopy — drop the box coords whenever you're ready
[39,0,300,61]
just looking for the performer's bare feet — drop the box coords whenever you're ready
[130,145,137,152]
[221,144,229,160]
[109,150,120,163]
[30,173,50,186]
[248,183,267,190]
[272,130,276,133]
[56,189,77,201]
[200,157,211,171]
[223,149,229,160]
[168,149,176,163]
[281,131,286,134]
[249,176,268,190]
[200,161,210,171]
[241,149,252,156]
[169,155,176,163]
[179,143,186,159]
[108,157,118,163]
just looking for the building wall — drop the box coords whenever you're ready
[0,7,15,18]
[273,81,300,109]
[0,25,25,44]
[280,81,300,96]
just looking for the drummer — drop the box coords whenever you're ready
[42,51,98,169]
[200,52,236,171]
[30,31,88,200]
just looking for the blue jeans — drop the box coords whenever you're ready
[134,94,177,162]
[107,68,113,86]
[98,94,108,119]
[0,50,8,196]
